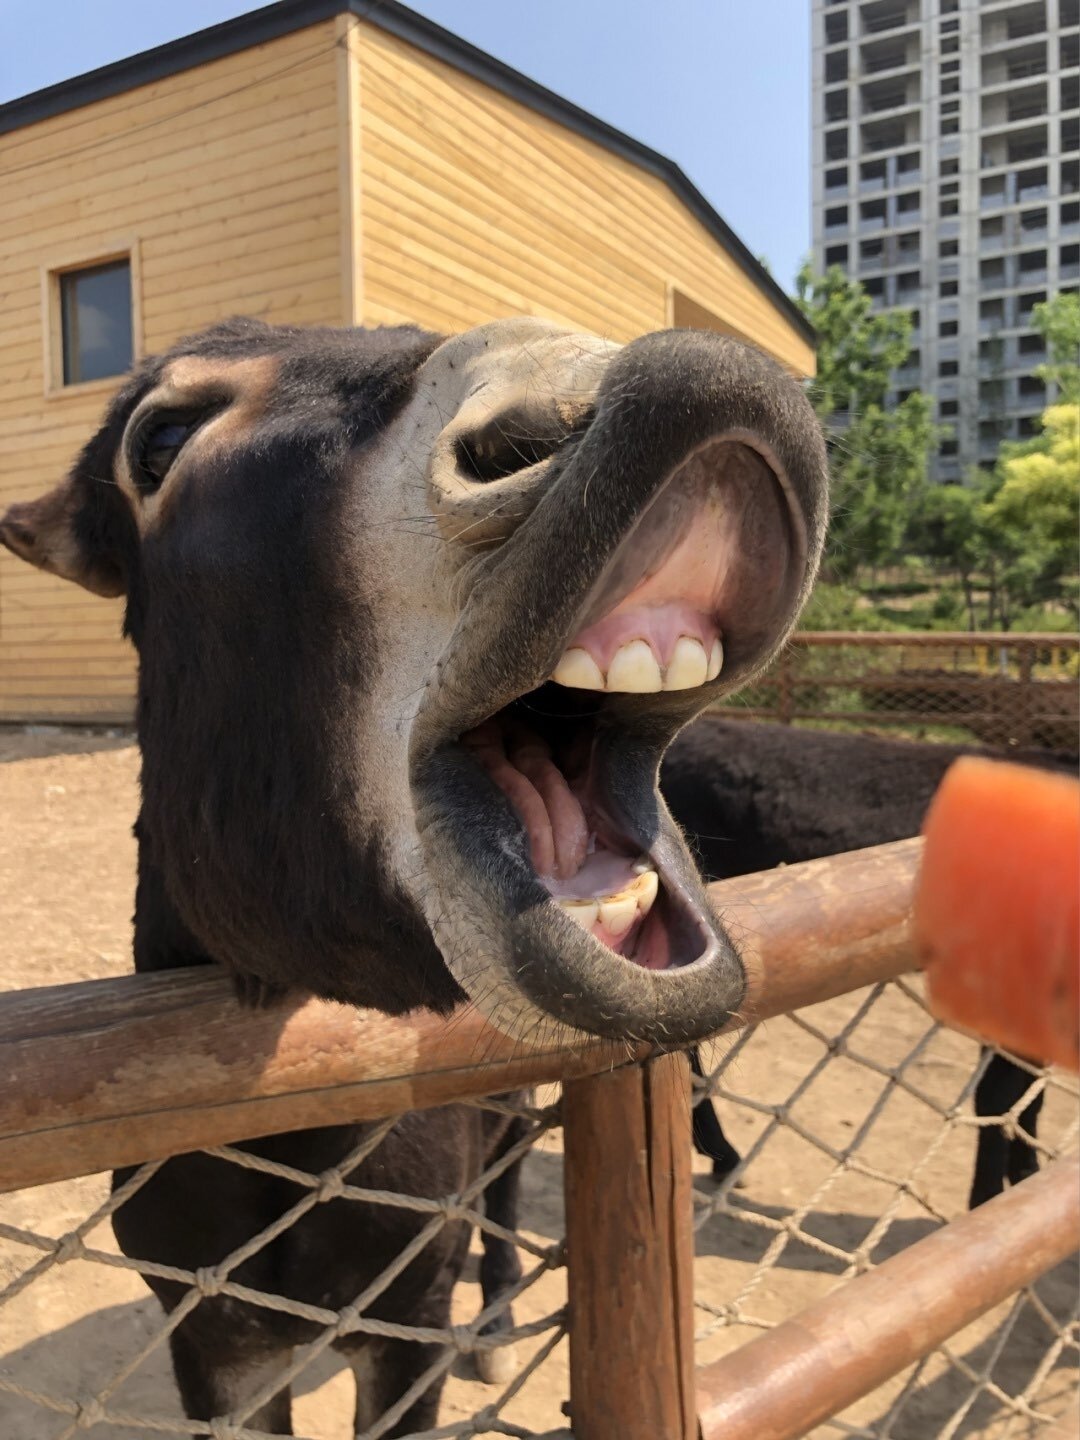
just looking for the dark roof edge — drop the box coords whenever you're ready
[0,0,815,349]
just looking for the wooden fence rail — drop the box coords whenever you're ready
[0,837,920,1193]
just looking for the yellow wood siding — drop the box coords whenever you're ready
[354,25,815,374]
[1,14,811,722]
[0,22,342,721]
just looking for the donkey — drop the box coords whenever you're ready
[662,716,1072,1206]
[1,316,827,1435]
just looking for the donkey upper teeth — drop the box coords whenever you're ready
[551,634,723,693]
[552,647,605,690]
[606,640,662,693]
[663,635,709,690]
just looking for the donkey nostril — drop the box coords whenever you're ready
[455,406,593,485]
[456,428,558,485]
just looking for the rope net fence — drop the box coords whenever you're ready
[692,976,1080,1439]
[0,1088,571,1440]
[719,633,1080,753]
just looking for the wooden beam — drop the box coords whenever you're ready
[564,1052,697,1440]
[697,1159,1080,1440]
[0,838,921,1191]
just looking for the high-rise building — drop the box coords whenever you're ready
[811,0,1079,481]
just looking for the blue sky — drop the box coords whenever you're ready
[0,0,811,290]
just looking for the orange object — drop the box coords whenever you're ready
[915,757,1080,1072]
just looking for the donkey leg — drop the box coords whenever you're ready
[1007,1072,1045,1188]
[169,1324,294,1435]
[689,1048,742,1180]
[970,1051,1042,1208]
[475,1117,528,1385]
[351,1338,449,1437]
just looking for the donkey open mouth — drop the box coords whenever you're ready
[408,325,822,1044]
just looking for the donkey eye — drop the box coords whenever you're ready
[135,420,195,493]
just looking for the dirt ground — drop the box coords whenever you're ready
[0,728,1076,1440]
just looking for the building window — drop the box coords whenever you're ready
[939,320,959,337]
[940,279,959,297]
[825,244,850,265]
[939,360,959,377]
[941,34,959,54]
[940,399,959,418]
[942,75,960,95]
[51,255,134,388]
[826,50,849,83]
[825,88,849,122]
[825,10,848,43]
[940,239,959,257]
[941,116,960,135]
[941,198,959,215]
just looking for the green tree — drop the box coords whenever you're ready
[1032,293,1080,403]
[984,404,1080,625]
[906,480,988,629]
[795,263,945,582]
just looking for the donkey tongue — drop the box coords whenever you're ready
[461,720,589,879]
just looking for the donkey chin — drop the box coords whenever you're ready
[0,316,828,1048]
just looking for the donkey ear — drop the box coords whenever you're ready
[0,481,126,598]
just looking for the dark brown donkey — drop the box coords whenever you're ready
[1,316,827,1434]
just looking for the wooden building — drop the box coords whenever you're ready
[0,0,816,722]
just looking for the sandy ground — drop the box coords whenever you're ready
[0,728,1076,1440]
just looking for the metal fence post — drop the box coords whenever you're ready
[562,1052,697,1440]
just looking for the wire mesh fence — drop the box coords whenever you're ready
[719,633,1080,753]
[692,977,1080,1439]
[1,974,1075,1439]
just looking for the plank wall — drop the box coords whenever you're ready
[354,24,815,373]
[0,22,342,720]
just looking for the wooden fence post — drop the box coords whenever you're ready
[562,1052,697,1440]
[1016,639,1035,748]
[777,645,795,725]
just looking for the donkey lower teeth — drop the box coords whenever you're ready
[556,868,659,938]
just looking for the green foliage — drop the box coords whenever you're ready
[983,405,1080,621]
[795,263,944,580]
[799,582,895,631]
[795,262,912,419]
[1032,293,1080,403]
